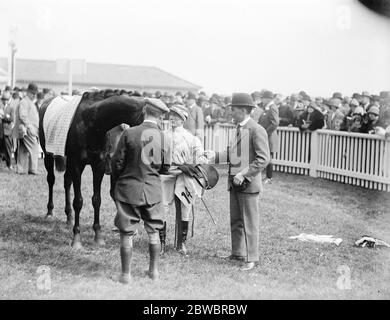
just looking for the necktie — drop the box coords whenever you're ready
[236,124,241,138]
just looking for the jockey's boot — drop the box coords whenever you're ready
[177,221,188,256]
[119,234,132,284]
[148,243,160,280]
[159,221,167,255]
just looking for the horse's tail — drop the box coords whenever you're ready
[54,156,67,172]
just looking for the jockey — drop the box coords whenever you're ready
[160,103,212,255]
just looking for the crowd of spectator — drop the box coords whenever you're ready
[1,85,390,171]
[147,88,390,138]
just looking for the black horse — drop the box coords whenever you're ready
[39,90,145,249]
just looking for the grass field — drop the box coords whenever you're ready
[0,159,389,300]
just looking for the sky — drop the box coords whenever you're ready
[0,0,389,96]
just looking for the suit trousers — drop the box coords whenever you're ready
[266,152,274,179]
[1,135,13,167]
[17,132,39,174]
[229,188,260,262]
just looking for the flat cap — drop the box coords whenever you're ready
[145,98,170,113]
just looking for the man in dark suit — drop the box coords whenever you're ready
[258,90,279,184]
[111,98,171,284]
[215,93,270,271]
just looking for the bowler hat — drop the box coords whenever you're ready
[352,93,361,99]
[4,86,11,91]
[262,90,274,99]
[379,91,390,99]
[2,91,11,100]
[209,97,219,105]
[332,92,343,100]
[194,164,219,190]
[230,93,255,108]
[361,91,371,98]
[327,98,341,108]
[13,87,20,92]
[27,83,38,94]
[187,92,196,100]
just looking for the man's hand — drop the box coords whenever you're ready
[203,150,215,160]
[233,173,245,186]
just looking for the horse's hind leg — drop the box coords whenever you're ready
[71,164,85,250]
[92,162,105,246]
[64,169,74,227]
[44,154,55,219]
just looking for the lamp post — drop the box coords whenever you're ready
[8,26,18,88]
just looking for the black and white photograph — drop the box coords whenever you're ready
[0,0,389,305]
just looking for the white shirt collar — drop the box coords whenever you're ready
[143,119,158,125]
[238,116,251,127]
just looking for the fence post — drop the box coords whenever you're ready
[309,131,318,178]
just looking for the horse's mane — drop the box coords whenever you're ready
[80,89,142,103]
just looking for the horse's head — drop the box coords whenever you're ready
[81,91,145,134]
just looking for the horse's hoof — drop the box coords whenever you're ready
[71,241,83,250]
[146,270,159,281]
[118,273,132,285]
[45,214,54,220]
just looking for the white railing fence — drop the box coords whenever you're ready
[37,121,390,191]
[200,123,390,192]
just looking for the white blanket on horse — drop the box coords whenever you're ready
[43,95,82,157]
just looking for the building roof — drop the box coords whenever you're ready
[0,58,201,91]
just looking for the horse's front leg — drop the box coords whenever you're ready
[64,169,74,227]
[92,162,105,246]
[44,155,55,219]
[71,164,85,249]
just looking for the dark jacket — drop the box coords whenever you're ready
[216,118,270,194]
[278,103,294,126]
[258,101,279,153]
[111,121,171,205]
[298,110,324,131]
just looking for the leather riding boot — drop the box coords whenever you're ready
[177,221,188,255]
[119,234,133,284]
[148,243,160,280]
[159,222,167,255]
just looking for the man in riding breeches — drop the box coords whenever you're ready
[111,98,171,284]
